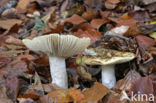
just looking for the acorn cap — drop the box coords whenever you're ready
[81,48,135,66]
[22,34,90,58]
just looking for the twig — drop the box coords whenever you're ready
[0,0,18,16]
[17,28,33,39]
[104,32,130,41]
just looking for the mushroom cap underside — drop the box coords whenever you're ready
[22,34,90,58]
[81,48,136,66]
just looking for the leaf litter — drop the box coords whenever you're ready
[0,0,156,103]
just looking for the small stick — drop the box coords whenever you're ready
[104,32,130,41]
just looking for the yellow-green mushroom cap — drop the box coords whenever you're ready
[81,48,136,66]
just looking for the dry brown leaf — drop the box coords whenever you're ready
[129,77,154,96]
[5,36,23,46]
[115,70,141,90]
[136,35,155,50]
[71,22,93,32]
[80,82,109,103]
[100,11,111,18]
[82,10,98,21]
[0,19,22,30]
[39,95,56,103]
[0,56,11,68]
[105,0,117,9]
[48,89,73,102]
[108,17,137,27]
[107,0,120,4]
[69,89,85,102]
[16,0,30,13]
[77,66,92,81]
[65,14,86,25]
[5,73,20,101]
[34,53,49,66]
[18,93,40,100]
[74,29,102,43]
[84,0,103,9]
[148,47,156,55]
[90,19,109,29]
[124,25,143,36]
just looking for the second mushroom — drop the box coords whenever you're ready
[80,48,135,89]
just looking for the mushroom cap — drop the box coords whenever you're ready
[22,34,90,58]
[81,48,135,66]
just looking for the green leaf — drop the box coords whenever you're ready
[33,16,48,32]
[149,32,156,39]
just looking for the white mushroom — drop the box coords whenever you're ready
[81,48,135,89]
[22,34,90,89]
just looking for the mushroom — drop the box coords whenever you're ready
[80,48,135,88]
[22,34,90,89]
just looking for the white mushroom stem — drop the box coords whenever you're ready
[49,56,68,89]
[101,65,116,89]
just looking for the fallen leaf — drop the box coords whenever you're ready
[105,0,118,9]
[148,47,156,55]
[77,66,92,81]
[100,11,112,18]
[136,35,155,51]
[16,0,30,13]
[65,14,86,25]
[48,89,73,102]
[107,0,120,4]
[71,22,93,32]
[90,19,109,29]
[108,17,137,27]
[84,0,103,9]
[115,70,141,90]
[5,36,23,46]
[5,44,23,50]
[5,73,20,101]
[18,93,40,100]
[0,56,11,68]
[34,53,49,66]
[69,89,85,102]
[0,19,22,30]
[82,10,98,21]
[80,82,109,103]
[74,29,102,43]
[129,77,154,96]
[124,25,143,36]
[39,95,57,103]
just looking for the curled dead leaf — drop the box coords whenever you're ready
[48,89,73,103]
[68,89,85,102]
[65,14,86,25]
[77,66,92,81]
[0,19,22,30]
[80,82,109,103]
[90,19,109,29]
[115,70,141,90]
[74,29,102,43]
[5,36,23,46]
